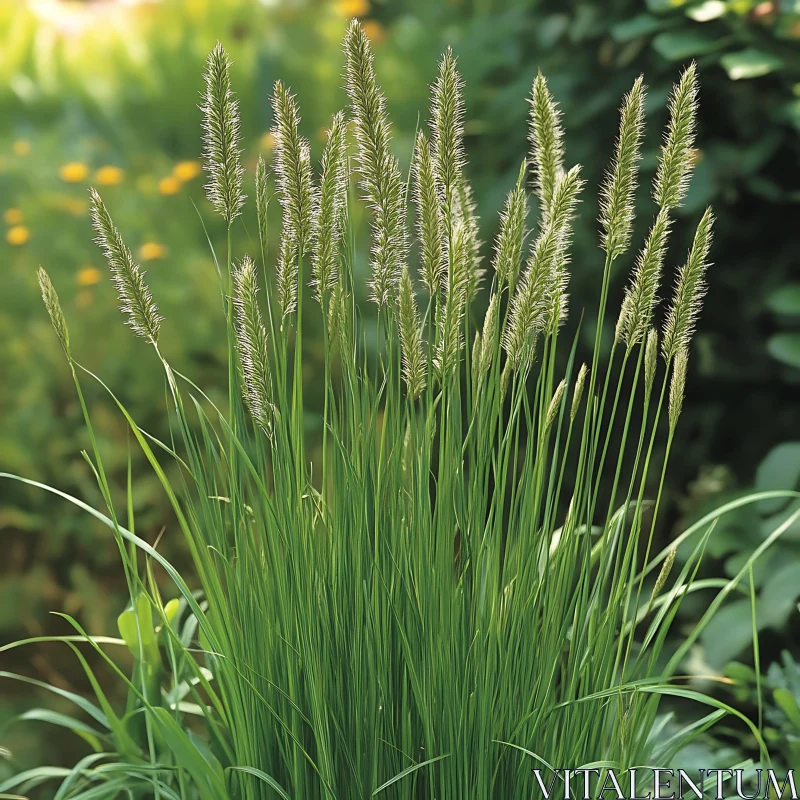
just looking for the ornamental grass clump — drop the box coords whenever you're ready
[4,20,800,800]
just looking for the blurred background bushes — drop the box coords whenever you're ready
[1,0,800,778]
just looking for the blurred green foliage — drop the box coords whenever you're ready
[2,0,800,779]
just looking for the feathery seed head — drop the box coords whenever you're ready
[312,111,349,303]
[37,267,70,357]
[412,130,445,295]
[431,47,466,215]
[398,268,426,398]
[662,206,714,362]
[545,379,566,430]
[616,295,633,344]
[344,19,406,307]
[90,188,162,344]
[233,255,274,438]
[644,328,658,401]
[652,547,676,601]
[600,76,646,258]
[570,363,588,422]
[622,206,672,348]
[201,42,245,225]
[654,63,699,210]
[529,71,564,226]
[476,289,501,380]
[435,218,471,376]
[255,155,270,255]
[543,165,584,332]
[492,160,528,292]
[455,179,483,299]
[503,167,582,369]
[272,80,318,316]
[668,347,689,431]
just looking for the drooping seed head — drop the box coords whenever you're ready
[615,295,633,344]
[90,188,162,344]
[529,71,564,226]
[201,42,245,225]
[312,111,349,303]
[344,20,407,308]
[37,267,71,357]
[654,63,699,211]
[662,206,714,363]
[599,75,646,259]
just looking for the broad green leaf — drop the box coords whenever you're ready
[756,443,800,513]
[767,332,800,368]
[775,687,800,728]
[150,708,226,800]
[652,29,726,59]
[611,13,665,42]
[767,284,800,315]
[721,48,784,80]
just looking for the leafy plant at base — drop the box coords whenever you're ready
[2,20,800,800]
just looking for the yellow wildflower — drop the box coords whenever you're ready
[173,160,201,181]
[140,242,167,261]
[13,140,31,157]
[6,225,29,245]
[158,176,181,196]
[59,162,89,183]
[77,266,102,286]
[4,208,23,225]
[362,20,385,43]
[335,0,369,16]
[95,165,125,186]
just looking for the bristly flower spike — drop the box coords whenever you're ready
[492,160,528,293]
[570,363,588,422]
[529,71,564,226]
[343,19,407,307]
[312,111,349,303]
[503,167,582,371]
[662,206,714,363]
[654,63,699,211]
[233,255,275,438]
[255,155,270,256]
[201,42,245,226]
[37,267,71,358]
[271,80,317,317]
[600,76,646,259]
[431,47,466,218]
[90,189,162,345]
[398,269,426,398]
[621,206,672,348]
[668,347,689,431]
[412,130,445,295]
